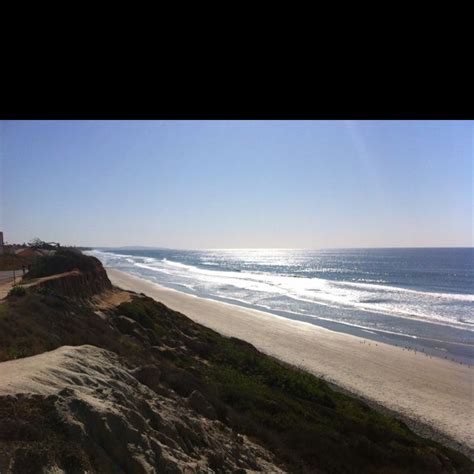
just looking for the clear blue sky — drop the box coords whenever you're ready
[1,120,472,248]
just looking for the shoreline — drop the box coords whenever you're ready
[164,284,474,365]
[107,267,474,457]
[89,248,474,366]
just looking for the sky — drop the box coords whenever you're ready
[0,120,472,249]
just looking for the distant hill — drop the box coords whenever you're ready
[98,246,170,251]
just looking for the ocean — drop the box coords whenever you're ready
[89,248,474,364]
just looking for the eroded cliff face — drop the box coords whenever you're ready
[22,250,112,299]
[32,266,112,299]
[0,345,284,473]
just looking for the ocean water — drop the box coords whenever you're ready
[89,248,474,364]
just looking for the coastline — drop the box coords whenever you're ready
[107,267,474,457]
[89,249,474,365]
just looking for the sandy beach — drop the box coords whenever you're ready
[107,268,474,455]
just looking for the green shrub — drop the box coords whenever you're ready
[116,301,156,329]
[8,285,27,298]
[7,345,29,359]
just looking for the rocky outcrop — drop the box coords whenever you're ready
[0,345,285,473]
[187,390,218,420]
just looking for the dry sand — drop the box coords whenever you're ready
[0,345,283,472]
[107,268,474,454]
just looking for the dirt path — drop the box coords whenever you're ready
[0,271,24,300]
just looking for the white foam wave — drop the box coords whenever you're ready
[89,250,474,331]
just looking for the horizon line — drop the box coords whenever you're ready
[88,245,474,251]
